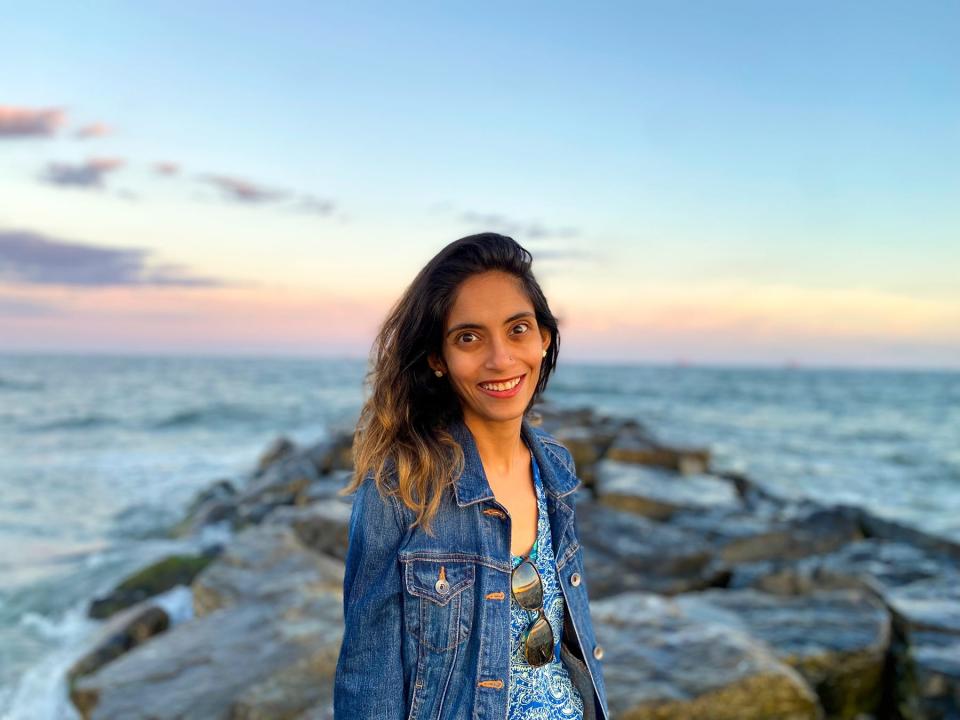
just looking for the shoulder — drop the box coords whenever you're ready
[352,468,405,529]
[355,452,402,497]
[528,422,576,475]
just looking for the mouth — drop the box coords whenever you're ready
[477,373,526,398]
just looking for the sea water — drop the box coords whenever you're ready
[1,354,957,718]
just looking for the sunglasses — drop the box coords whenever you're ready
[511,554,555,667]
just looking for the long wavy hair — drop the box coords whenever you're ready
[338,232,561,535]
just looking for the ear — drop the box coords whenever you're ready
[427,352,445,374]
[540,328,551,355]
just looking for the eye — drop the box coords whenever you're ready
[512,322,530,335]
[456,331,478,344]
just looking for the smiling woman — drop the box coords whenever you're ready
[333,233,609,720]
[429,272,550,431]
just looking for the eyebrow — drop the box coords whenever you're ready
[445,311,535,338]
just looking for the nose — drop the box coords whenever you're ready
[484,333,514,370]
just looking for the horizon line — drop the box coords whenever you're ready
[1,349,957,374]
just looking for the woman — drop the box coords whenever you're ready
[333,233,609,720]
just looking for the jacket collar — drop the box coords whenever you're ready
[447,415,581,507]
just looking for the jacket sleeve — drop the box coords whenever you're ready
[334,476,408,719]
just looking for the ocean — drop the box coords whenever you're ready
[1,354,957,718]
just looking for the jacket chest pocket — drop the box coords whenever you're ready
[402,558,475,652]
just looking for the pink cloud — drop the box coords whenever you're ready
[41,157,125,188]
[1,280,956,367]
[0,285,388,356]
[551,283,960,366]
[0,105,66,137]
[153,161,180,176]
[200,174,290,203]
[75,122,113,139]
[0,228,225,287]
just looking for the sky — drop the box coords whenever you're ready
[1,1,958,368]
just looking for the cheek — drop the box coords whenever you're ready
[446,357,476,389]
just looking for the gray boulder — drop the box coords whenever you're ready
[264,499,353,562]
[71,593,343,720]
[575,501,723,597]
[605,422,711,474]
[676,588,890,719]
[591,592,823,719]
[595,459,740,519]
[68,601,170,688]
[192,524,343,615]
[885,573,960,720]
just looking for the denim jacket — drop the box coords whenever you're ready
[334,416,610,720]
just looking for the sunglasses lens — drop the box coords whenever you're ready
[511,560,543,611]
[523,609,555,667]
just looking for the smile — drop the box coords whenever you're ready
[477,373,526,397]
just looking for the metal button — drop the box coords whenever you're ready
[435,565,450,595]
[570,572,581,587]
[593,645,604,660]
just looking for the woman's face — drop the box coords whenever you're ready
[430,270,551,428]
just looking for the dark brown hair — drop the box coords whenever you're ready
[338,232,561,534]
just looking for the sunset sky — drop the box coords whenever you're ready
[1,2,958,368]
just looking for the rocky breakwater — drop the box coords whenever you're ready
[66,407,959,719]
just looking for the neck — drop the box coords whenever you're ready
[462,412,527,479]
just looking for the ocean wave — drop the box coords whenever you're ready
[0,376,44,391]
[23,414,120,432]
[17,610,78,641]
[841,428,911,443]
[883,451,918,467]
[17,402,271,434]
[3,601,93,720]
[150,402,266,430]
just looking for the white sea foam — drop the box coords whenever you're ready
[1,584,197,720]
[153,584,195,626]
[1,599,92,720]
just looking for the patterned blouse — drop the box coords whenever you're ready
[507,449,584,719]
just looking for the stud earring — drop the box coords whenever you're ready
[542,349,547,357]
[434,369,444,377]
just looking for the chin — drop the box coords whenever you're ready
[470,399,530,424]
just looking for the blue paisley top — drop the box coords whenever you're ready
[507,450,584,719]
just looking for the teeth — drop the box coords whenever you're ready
[480,376,522,391]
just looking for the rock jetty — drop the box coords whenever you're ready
[67,405,960,719]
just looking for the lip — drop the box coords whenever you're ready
[477,373,526,399]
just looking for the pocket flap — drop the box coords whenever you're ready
[403,559,474,606]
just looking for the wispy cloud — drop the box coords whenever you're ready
[0,294,59,317]
[137,261,225,286]
[531,247,594,261]
[153,161,180,176]
[199,174,290,203]
[75,122,113,139]
[0,105,66,138]
[0,229,227,287]
[458,210,580,241]
[41,157,125,188]
[428,203,589,261]
[524,222,580,240]
[291,195,336,216]
[3,104,338,216]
